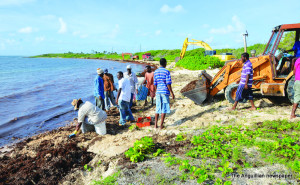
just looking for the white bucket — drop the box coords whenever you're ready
[94,122,107,135]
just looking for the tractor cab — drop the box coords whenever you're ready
[263,24,300,78]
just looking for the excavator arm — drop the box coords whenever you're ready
[179,38,213,59]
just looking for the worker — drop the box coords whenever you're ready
[290,58,300,119]
[286,40,300,70]
[69,98,107,138]
[154,58,175,129]
[116,71,135,126]
[229,53,256,111]
[103,69,117,111]
[94,68,105,110]
[142,65,155,106]
[124,65,138,108]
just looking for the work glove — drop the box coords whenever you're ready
[68,130,78,138]
[68,133,76,138]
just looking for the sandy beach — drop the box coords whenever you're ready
[1,60,299,185]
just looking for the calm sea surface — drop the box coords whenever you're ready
[0,56,144,146]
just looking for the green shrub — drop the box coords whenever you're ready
[175,55,224,70]
[124,136,155,163]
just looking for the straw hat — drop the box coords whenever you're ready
[71,98,82,110]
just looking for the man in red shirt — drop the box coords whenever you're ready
[142,65,156,106]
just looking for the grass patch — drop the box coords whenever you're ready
[160,119,300,184]
[92,171,120,185]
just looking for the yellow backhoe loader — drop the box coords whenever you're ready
[181,23,300,105]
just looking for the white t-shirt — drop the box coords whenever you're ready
[78,101,107,125]
[124,71,138,94]
[118,78,131,102]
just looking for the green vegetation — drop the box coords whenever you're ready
[129,124,139,131]
[31,43,269,71]
[32,43,267,62]
[160,119,300,184]
[124,136,155,162]
[175,55,224,70]
[175,133,187,141]
[215,43,266,58]
[92,171,120,185]
[278,31,296,50]
[84,164,92,172]
[32,51,131,60]
[89,119,299,184]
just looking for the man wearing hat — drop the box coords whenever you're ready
[124,65,138,108]
[95,68,105,110]
[103,69,117,111]
[69,98,107,138]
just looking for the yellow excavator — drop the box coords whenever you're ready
[177,38,235,62]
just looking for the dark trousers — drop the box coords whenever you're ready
[95,96,105,110]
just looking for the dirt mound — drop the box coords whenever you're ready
[0,140,94,185]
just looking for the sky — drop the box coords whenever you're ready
[0,0,300,56]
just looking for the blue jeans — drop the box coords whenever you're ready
[119,100,134,125]
[129,93,134,108]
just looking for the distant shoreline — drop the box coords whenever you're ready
[32,56,159,76]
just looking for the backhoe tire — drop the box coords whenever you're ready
[286,76,295,104]
[225,83,246,104]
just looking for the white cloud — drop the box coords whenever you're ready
[0,0,35,6]
[58,18,67,34]
[18,26,32,33]
[155,30,162,35]
[35,36,45,42]
[210,15,245,34]
[160,4,184,13]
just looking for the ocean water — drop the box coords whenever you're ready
[0,56,144,146]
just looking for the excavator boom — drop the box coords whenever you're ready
[179,38,213,59]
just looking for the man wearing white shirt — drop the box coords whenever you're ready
[116,71,135,126]
[69,98,107,138]
[124,65,138,108]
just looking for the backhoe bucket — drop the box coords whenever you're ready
[181,71,211,105]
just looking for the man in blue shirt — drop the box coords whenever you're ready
[94,68,105,110]
[154,58,175,129]
[286,41,300,70]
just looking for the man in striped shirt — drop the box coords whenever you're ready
[154,58,175,129]
[229,53,256,110]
